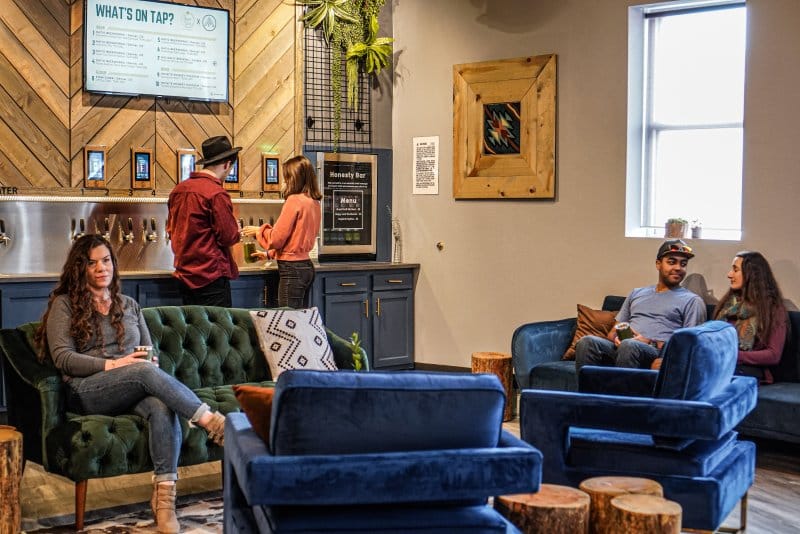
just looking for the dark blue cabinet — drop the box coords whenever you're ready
[315,268,415,370]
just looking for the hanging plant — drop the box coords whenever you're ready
[299,0,392,149]
[345,15,394,108]
[297,0,359,44]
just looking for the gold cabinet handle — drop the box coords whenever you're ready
[375,297,381,317]
[262,286,268,306]
[339,282,357,287]
[387,279,403,284]
[363,299,369,318]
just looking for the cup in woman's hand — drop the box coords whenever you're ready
[135,345,154,361]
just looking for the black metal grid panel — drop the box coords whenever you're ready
[304,27,372,147]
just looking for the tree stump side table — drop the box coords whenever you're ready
[0,425,23,534]
[471,351,514,421]
[495,484,590,534]
[610,494,682,534]
[579,476,663,534]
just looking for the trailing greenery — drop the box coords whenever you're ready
[298,0,392,149]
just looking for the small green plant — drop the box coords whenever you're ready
[666,217,688,224]
[349,332,363,371]
[297,0,358,44]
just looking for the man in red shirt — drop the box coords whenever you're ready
[167,136,241,306]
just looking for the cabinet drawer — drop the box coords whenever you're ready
[372,271,413,291]
[323,274,369,294]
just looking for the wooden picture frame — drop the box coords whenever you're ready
[223,156,240,191]
[131,147,153,189]
[177,149,196,182]
[262,154,281,192]
[84,145,107,188]
[452,54,556,199]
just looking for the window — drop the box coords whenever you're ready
[626,1,747,240]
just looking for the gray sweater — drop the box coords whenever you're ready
[46,294,152,378]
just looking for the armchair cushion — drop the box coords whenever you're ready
[270,370,506,455]
[568,428,739,477]
[562,304,616,360]
[655,321,738,401]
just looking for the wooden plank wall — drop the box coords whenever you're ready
[0,0,300,197]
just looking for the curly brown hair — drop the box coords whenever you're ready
[34,234,126,362]
[713,251,788,343]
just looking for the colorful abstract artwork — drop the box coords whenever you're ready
[483,102,521,154]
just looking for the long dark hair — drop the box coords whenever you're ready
[34,235,125,362]
[713,251,787,343]
[282,155,322,200]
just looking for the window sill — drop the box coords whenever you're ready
[625,227,741,241]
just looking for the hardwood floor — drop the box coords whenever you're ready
[19,421,800,533]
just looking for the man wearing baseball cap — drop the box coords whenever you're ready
[575,239,707,372]
[167,135,241,306]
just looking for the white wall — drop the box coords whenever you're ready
[391,0,800,367]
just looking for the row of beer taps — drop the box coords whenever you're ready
[71,217,164,243]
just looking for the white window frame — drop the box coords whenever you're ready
[625,0,746,241]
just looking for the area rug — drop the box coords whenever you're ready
[23,491,223,533]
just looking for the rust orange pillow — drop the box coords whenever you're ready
[233,385,275,444]
[561,304,618,360]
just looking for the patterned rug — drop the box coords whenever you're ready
[23,491,223,533]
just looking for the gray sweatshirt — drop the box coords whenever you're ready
[46,294,152,378]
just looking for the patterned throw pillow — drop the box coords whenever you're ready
[561,304,618,360]
[249,308,338,379]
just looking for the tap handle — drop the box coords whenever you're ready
[269,217,275,226]
[104,217,110,232]
[258,218,264,226]
[0,219,5,233]
[151,217,157,231]
[127,217,133,232]
[249,216,254,226]
[79,218,85,233]
[142,218,148,231]
[238,218,244,229]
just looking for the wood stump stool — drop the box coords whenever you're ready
[495,484,591,534]
[471,351,514,421]
[0,425,23,534]
[579,476,663,534]
[610,494,682,534]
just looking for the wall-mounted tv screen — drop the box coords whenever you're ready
[84,0,230,102]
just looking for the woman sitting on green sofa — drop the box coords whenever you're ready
[34,234,227,534]
[713,251,788,385]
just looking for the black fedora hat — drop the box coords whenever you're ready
[197,135,242,166]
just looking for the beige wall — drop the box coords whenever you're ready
[391,0,800,367]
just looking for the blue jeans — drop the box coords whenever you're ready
[67,363,210,481]
[575,335,660,372]
[277,260,315,308]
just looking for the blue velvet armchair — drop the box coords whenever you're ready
[520,321,757,532]
[224,370,543,533]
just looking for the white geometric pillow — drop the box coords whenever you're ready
[249,307,337,379]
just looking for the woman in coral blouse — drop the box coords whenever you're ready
[242,155,322,308]
[713,251,789,384]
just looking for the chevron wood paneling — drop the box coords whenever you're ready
[0,0,301,196]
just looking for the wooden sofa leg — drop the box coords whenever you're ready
[75,480,87,531]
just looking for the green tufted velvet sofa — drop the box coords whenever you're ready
[0,305,366,530]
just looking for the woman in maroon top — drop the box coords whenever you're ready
[713,251,788,384]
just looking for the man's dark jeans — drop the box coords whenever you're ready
[277,260,315,308]
[179,277,232,307]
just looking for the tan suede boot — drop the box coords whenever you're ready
[205,411,226,446]
[152,481,180,533]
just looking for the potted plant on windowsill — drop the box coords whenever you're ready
[665,218,688,238]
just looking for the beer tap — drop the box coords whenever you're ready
[146,217,158,242]
[0,219,10,246]
[73,218,86,241]
[238,218,244,242]
[102,217,111,241]
[121,217,135,243]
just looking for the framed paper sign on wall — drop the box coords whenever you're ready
[84,146,107,188]
[131,148,153,189]
[452,54,556,199]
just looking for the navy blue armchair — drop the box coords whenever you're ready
[520,321,757,532]
[225,370,543,533]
